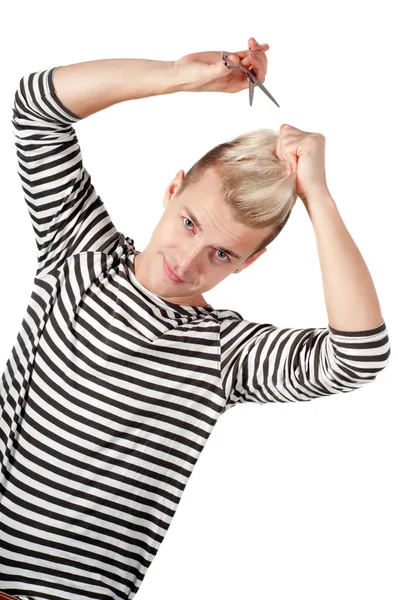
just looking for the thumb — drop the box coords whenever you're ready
[217,53,241,78]
[224,53,240,67]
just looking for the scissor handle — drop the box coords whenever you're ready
[222,51,235,69]
[222,51,257,81]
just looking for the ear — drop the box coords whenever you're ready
[163,170,185,209]
[239,247,267,272]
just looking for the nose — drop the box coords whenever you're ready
[177,246,204,275]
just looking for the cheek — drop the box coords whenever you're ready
[152,218,177,244]
[164,221,179,244]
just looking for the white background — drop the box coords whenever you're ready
[1,1,397,598]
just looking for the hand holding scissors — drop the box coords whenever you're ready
[222,37,280,107]
[173,36,279,106]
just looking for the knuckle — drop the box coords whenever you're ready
[309,133,325,145]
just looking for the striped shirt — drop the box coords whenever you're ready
[0,66,391,600]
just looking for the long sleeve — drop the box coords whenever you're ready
[11,66,119,278]
[219,316,391,411]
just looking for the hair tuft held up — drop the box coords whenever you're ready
[175,128,298,259]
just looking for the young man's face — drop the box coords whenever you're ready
[133,166,275,307]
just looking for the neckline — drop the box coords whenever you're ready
[127,252,214,316]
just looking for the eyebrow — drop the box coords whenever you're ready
[181,204,242,260]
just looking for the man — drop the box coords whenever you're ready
[0,38,390,599]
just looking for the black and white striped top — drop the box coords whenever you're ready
[0,66,391,600]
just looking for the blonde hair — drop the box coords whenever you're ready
[176,128,298,259]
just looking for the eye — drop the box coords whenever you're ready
[214,249,230,262]
[183,217,194,230]
[182,217,230,263]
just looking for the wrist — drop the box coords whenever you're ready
[301,189,337,222]
[171,60,208,93]
[153,60,186,95]
[300,186,334,208]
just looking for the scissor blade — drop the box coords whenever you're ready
[249,80,254,106]
[237,64,280,108]
[254,79,280,108]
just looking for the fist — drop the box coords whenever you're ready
[277,124,329,202]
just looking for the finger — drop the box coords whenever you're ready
[242,52,267,81]
[232,43,269,61]
[249,52,266,79]
[223,42,268,77]
[223,53,240,67]
[277,127,293,174]
[249,37,268,50]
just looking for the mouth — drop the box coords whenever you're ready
[163,256,185,283]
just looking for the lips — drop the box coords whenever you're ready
[163,256,185,283]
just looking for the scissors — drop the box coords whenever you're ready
[222,50,280,108]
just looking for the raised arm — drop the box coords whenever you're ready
[52,58,181,118]
[11,59,183,276]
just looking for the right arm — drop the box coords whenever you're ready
[52,58,182,118]
[12,59,183,276]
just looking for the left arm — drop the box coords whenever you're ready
[219,126,390,412]
[278,125,387,332]
[303,190,384,332]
